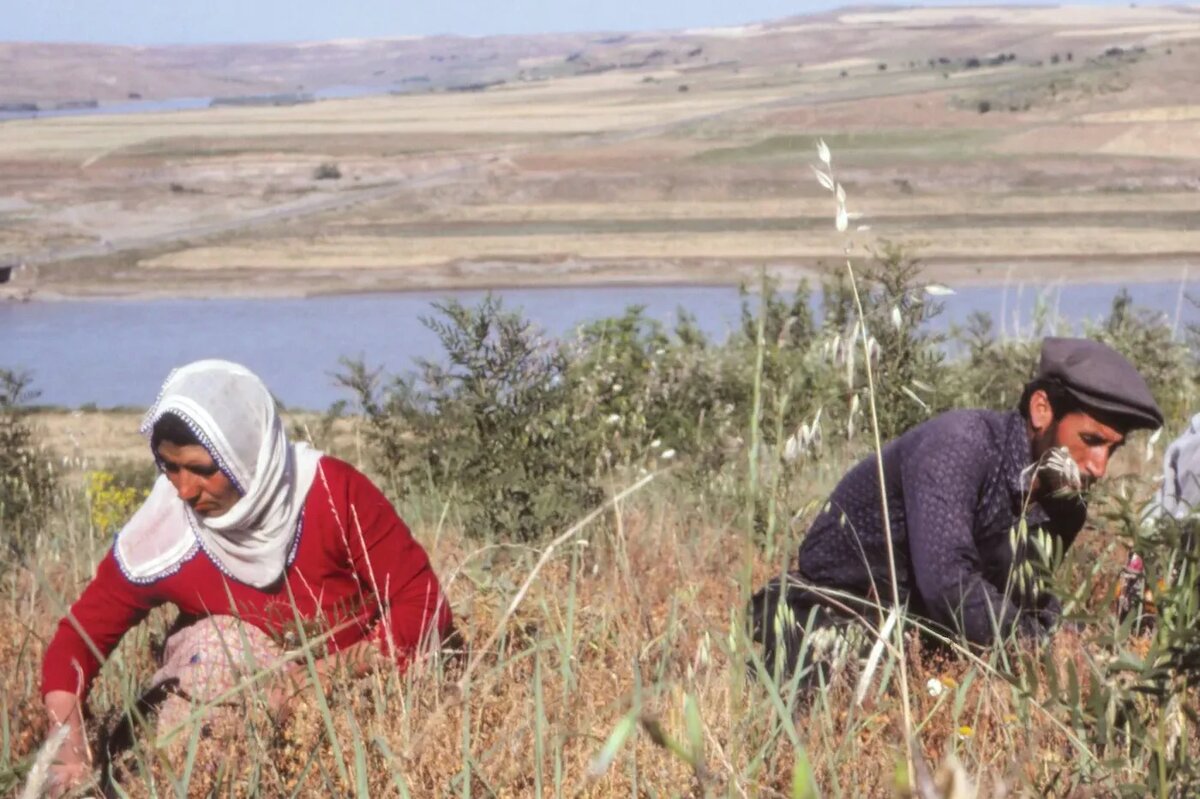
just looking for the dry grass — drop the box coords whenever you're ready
[2,448,1182,797]
[0,79,793,161]
[137,226,1200,274]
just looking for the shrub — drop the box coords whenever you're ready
[313,162,342,180]
[0,370,57,561]
[820,243,951,441]
[339,295,605,542]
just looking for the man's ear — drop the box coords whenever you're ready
[1028,388,1054,433]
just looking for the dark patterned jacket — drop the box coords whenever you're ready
[796,409,1086,644]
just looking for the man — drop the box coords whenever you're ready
[752,337,1163,677]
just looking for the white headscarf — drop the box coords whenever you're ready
[114,360,323,588]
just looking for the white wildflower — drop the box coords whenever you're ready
[650,439,661,449]
[606,414,621,425]
[891,306,903,330]
[924,283,956,296]
[1044,445,1083,495]
[927,678,945,698]
[660,449,676,460]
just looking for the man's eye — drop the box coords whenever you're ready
[187,465,219,477]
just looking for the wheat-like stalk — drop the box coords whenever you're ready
[19,723,70,799]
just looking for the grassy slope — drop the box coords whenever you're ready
[2,407,1188,796]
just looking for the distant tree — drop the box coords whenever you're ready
[313,162,342,180]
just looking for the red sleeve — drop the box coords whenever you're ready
[41,550,159,699]
[326,459,452,666]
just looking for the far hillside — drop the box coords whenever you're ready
[1,5,1199,298]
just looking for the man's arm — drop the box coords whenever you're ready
[901,429,1041,645]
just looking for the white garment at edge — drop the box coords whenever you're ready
[1151,412,1200,522]
[114,360,323,588]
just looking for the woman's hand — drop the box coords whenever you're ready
[43,690,93,798]
[265,663,307,724]
[265,640,385,722]
[47,752,91,799]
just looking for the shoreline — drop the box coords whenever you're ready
[2,256,1195,304]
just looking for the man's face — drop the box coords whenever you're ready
[1047,412,1125,489]
[1029,390,1126,491]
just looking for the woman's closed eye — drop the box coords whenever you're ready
[161,460,220,477]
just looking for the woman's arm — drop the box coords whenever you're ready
[325,459,452,662]
[42,550,157,697]
[43,690,91,797]
[40,550,159,794]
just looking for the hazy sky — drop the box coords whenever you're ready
[0,0,1179,45]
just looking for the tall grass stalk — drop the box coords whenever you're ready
[816,137,917,778]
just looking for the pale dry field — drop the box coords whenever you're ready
[2,5,1200,299]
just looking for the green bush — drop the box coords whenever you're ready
[821,242,951,440]
[337,252,1197,547]
[340,295,605,542]
[313,162,342,180]
[1027,493,1200,794]
[0,369,57,561]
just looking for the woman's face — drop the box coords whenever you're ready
[156,441,241,518]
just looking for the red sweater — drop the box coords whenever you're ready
[42,456,451,699]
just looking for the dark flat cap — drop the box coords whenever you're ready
[1037,337,1163,430]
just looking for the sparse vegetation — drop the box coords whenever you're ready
[5,250,1200,794]
[0,369,57,562]
[312,162,342,180]
[6,6,1200,792]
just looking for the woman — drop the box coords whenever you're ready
[41,360,451,793]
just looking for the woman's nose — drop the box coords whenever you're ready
[173,471,202,501]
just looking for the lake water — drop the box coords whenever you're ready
[0,97,214,122]
[0,86,395,122]
[2,281,1194,410]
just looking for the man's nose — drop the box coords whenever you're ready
[1086,449,1109,481]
